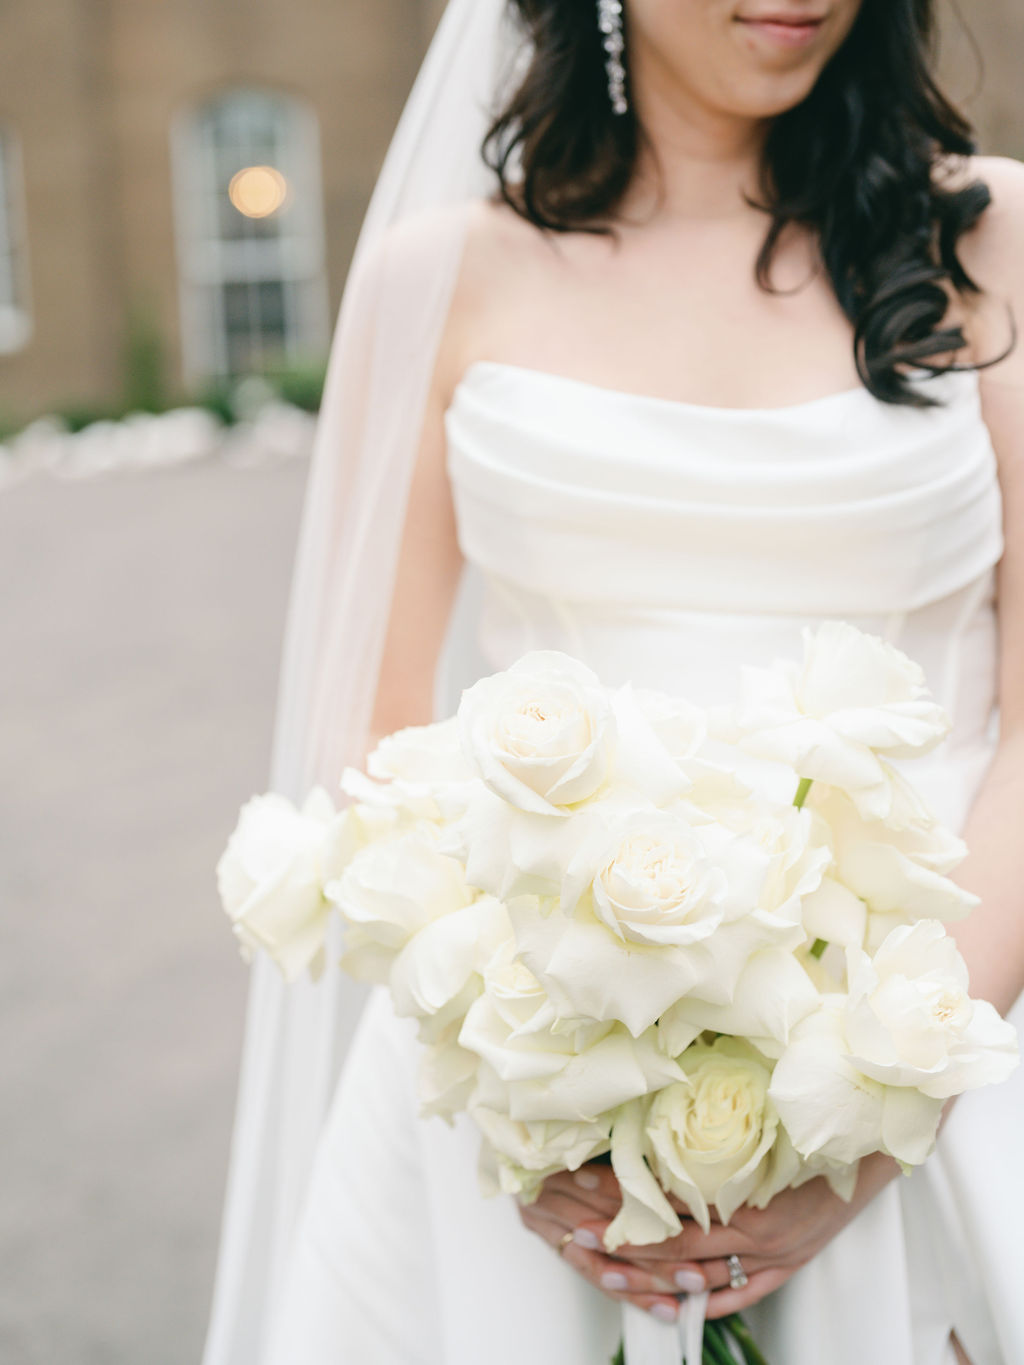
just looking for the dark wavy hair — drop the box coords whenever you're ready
[484,0,1009,406]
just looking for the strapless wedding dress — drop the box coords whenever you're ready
[266,361,1022,1365]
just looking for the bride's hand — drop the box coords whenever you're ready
[519,1153,900,1322]
[516,1168,689,1323]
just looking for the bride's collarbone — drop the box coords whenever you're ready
[469,197,1011,409]
[465,245,865,408]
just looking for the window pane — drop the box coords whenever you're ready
[176,88,327,381]
[0,128,29,351]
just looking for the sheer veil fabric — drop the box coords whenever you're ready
[202,4,516,1360]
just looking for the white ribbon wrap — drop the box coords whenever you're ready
[622,1293,712,1365]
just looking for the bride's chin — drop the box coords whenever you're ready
[716,67,830,120]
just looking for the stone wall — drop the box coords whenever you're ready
[938,0,1024,157]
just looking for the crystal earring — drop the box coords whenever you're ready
[597,0,628,117]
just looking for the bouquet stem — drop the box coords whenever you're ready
[793,777,813,810]
[611,1315,767,1365]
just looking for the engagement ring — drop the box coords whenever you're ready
[727,1254,748,1290]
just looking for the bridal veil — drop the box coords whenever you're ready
[202,3,518,1360]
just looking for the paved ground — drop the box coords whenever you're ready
[0,458,308,1365]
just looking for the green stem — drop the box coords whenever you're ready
[703,1323,739,1365]
[793,778,827,959]
[722,1316,771,1365]
[793,777,813,810]
[611,1312,769,1365]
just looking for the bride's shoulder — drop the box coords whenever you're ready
[941,155,1024,283]
[344,196,548,399]
[930,156,1024,369]
[347,196,547,339]
[354,197,543,283]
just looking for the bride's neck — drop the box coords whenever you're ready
[621,75,769,226]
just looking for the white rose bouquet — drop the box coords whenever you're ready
[218,625,1018,1365]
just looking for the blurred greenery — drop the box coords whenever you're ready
[0,303,328,444]
[123,295,169,415]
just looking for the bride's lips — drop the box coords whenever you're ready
[735,11,826,49]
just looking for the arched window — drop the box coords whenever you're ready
[171,88,329,384]
[0,127,32,354]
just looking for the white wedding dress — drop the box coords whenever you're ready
[265,359,1022,1365]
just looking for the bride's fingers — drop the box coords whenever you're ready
[519,1207,682,1306]
[704,1266,792,1321]
[676,1255,770,1292]
[605,1219,752,1265]
[541,1168,622,1217]
[524,1189,619,1239]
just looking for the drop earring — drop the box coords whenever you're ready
[597,0,628,116]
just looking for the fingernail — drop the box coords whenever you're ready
[651,1303,678,1323]
[601,1271,629,1291]
[675,1270,706,1293]
[573,1168,601,1191]
[573,1228,601,1251]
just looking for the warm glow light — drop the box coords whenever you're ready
[228,165,289,218]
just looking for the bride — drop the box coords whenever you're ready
[204,2,1024,1363]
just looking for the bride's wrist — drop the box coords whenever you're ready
[853,1151,902,1211]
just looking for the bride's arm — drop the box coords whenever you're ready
[362,372,464,751]
[356,219,487,754]
[521,155,1024,1325]
[360,201,508,753]
[948,155,1024,1017]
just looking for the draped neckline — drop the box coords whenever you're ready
[453,358,978,422]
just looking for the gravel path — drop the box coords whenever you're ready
[0,459,308,1365]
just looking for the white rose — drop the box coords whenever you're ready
[445,785,589,901]
[796,623,948,749]
[367,717,472,785]
[508,894,715,1038]
[501,804,779,1036]
[457,652,615,816]
[843,921,1019,1099]
[340,718,480,823]
[604,1100,684,1249]
[459,968,682,1124]
[645,1038,798,1231]
[217,787,351,982]
[770,930,1018,1170]
[814,790,977,930]
[800,876,868,949]
[327,826,473,983]
[388,895,510,1021]
[694,801,829,948]
[569,807,770,943]
[475,937,566,1037]
[418,1018,480,1123]
[607,685,704,805]
[474,1106,613,1201]
[770,1001,944,1166]
[590,816,730,948]
[658,949,821,1057]
[735,623,950,821]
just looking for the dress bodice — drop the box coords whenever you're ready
[447,361,1001,616]
[444,360,1004,828]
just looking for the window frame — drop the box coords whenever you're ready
[0,126,34,356]
[170,87,330,386]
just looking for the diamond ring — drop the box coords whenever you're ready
[727,1254,748,1290]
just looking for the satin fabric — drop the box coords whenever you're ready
[268,362,1020,1365]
